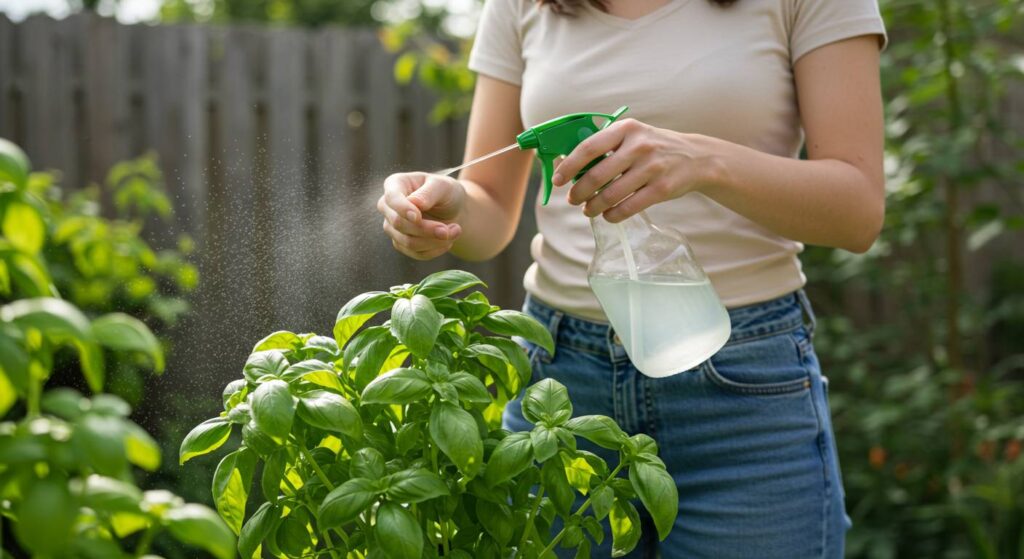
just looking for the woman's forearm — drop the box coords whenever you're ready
[449,178,522,261]
[701,136,884,253]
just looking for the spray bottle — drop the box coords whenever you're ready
[440,107,731,377]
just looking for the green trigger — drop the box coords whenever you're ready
[515,106,629,206]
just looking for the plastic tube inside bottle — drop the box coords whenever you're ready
[615,221,641,360]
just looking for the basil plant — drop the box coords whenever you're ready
[182,271,678,558]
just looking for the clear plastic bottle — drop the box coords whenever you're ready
[588,211,731,378]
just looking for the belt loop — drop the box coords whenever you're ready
[546,309,563,359]
[796,290,817,339]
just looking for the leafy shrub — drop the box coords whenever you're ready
[0,138,232,558]
[25,152,197,406]
[184,270,678,558]
[814,314,1024,559]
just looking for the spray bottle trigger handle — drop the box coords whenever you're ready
[540,155,555,205]
[605,106,629,127]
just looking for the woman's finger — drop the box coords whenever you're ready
[383,173,427,222]
[552,119,632,186]
[380,203,457,239]
[582,167,651,217]
[410,244,455,261]
[383,220,443,253]
[566,150,633,205]
[602,181,669,223]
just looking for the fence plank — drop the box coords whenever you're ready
[365,32,398,175]
[142,24,182,246]
[20,16,54,171]
[81,13,130,186]
[204,26,262,359]
[266,27,310,328]
[50,15,82,188]
[310,27,357,323]
[178,25,209,246]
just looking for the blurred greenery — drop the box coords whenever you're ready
[386,0,1024,556]
[29,153,198,408]
[0,139,232,558]
[807,0,1024,556]
[157,0,455,31]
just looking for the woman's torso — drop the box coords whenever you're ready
[469,0,885,321]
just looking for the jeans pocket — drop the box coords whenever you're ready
[702,328,811,396]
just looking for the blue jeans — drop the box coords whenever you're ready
[503,291,850,559]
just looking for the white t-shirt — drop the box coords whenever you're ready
[468,0,887,321]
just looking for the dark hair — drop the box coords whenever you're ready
[539,0,736,15]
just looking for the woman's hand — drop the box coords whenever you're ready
[377,172,465,260]
[552,119,724,222]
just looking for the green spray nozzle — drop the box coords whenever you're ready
[516,106,629,205]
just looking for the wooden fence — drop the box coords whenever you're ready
[0,13,536,395]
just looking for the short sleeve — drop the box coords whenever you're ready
[790,0,888,64]
[468,0,525,86]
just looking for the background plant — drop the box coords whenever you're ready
[802,0,1024,556]
[34,152,198,407]
[182,270,678,558]
[0,138,233,558]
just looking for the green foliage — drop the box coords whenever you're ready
[382,20,476,122]
[3,151,197,406]
[801,0,1024,557]
[159,0,378,26]
[184,270,678,557]
[0,139,232,559]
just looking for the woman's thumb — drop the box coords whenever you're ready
[407,176,450,211]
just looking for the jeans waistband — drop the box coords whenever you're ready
[523,289,817,358]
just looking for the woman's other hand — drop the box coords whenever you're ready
[552,118,724,223]
[377,172,465,260]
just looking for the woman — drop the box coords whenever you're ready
[377,0,886,556]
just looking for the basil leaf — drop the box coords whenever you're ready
[243,350,289,383]
[238,502,278,559]
[296,390,362,438]
[590,485,614,521]
[541,458,574,518]
[361,367,431,405]
[251,379,295,440]
[351,447,385,480]
[251,330,299,353]
[261,449,287,501]
[531,425,559,463]
[319,478,377,528]
[609,498,641,557]
[390,295,443,358]
[414,270,485,299]
[630,461,678,541]
[484,431,533,487]
[564,415,629,450]
[375,503,424,559]
[480,310,554,354]
[179,417,232,465]
[522,378,573,426]
[383,468,449,503]
[449,372,492,405]
[429,401,483,477]
[475,499,514,546]
[165,504,236,559]
[212,448,257,535]
[334,291,396,347]
[91,312,165,373]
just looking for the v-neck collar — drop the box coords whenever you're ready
[582,0,690,30]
